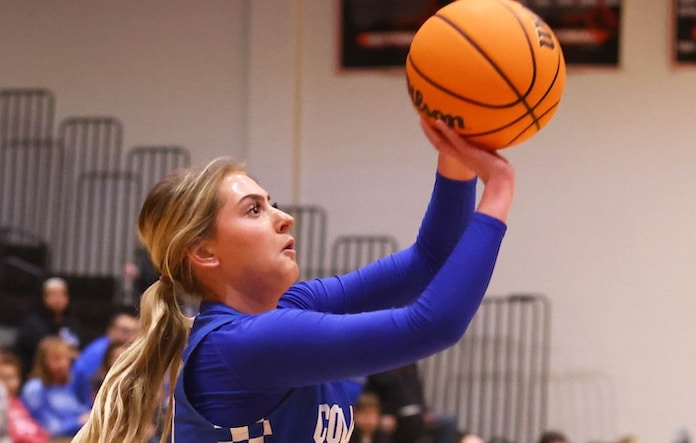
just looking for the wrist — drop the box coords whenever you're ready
[437,152,476,181]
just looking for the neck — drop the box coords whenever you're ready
[203,283,281,315]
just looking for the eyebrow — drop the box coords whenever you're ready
[237,193,272,205]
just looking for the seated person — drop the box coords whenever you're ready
[0,350,50,443]
[20,337,90,439]
[350,392,391,443]
[365,363,459,443]
[538,431,571,443]
[14,278,82,382]
[90,340,129,402]
[70,305,139,405]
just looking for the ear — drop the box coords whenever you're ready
[188,242,220,269]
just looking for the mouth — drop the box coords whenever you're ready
[283,238,296,252]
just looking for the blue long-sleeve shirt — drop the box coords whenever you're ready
[175,173,506,442]
[20,379,89,438]
[70,335,109,405]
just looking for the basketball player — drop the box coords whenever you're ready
[72,117,515,443]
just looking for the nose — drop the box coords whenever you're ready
[274,207,294,233]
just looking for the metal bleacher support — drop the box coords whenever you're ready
[0,89,56,328]
[0,90,199,339]
[329,234,399,275]
[121,145,191,304]
[419,293,552,443]
[54,116,126,276]
[0,88,58,241]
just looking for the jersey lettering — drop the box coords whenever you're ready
[313,404,354,443]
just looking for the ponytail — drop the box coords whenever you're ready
[73,157,246,443]
[72,280,189,443]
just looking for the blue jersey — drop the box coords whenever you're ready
[173,174,507,442]
[174,307,355,441]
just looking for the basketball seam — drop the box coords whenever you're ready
[450,55,562,140]
[434,9,536,112]
[494,0,540,130]
[505,100,561,146]
[407,55,513,110]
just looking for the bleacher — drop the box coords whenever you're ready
[0,88,191,343]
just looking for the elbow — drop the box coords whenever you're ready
[438,319,469,348]
[405,305,474,350]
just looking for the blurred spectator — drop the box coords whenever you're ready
[90,340,129,402]
[70,305,139,405]
[538,431,570,443]
[350,391,391,443]
[13,278,81,381]
[365,363,459,443]
[459,431,485,443]
[0,350,50,443]
[20,337,89,439]
[0,368,9,443]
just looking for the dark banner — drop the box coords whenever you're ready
[339,0,622,69]
[674,0,696,63]
[520,0,622,67]
[339,0,452,69]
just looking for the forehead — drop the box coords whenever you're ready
[0,363,17,375]
[46,345,70,357]
[219,173,266,201]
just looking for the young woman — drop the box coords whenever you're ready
[73,118,515,443]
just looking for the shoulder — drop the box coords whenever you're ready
[20,379,45,408]
[21,378,43,394]
[278,279,330,309]
[76,336,109,359]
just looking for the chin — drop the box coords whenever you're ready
[289,265,301,283]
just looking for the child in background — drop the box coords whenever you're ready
[0,372,9,443]
[20,336,89,439]
[0,350,49,443]
[350,392,391,443]
[460,432,485,443]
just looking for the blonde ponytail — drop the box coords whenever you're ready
[72,158,247,443]
[72,280,189,443]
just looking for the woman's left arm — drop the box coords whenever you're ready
[281,119,482,313]
[280,171,476,314]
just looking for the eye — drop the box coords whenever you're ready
[272,202,278,209]
[249,201,262,214]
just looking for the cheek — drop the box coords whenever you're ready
[218,226,268,261]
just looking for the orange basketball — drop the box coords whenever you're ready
[406,0,566,149]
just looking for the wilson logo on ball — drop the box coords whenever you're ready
[407,78,465,130]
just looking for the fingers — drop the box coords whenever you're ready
[432,119,491,156]
[420,118,447,150]
[420,118,463,161]
[420,117,515,222]
[420,117,512,184]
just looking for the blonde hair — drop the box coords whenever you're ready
[73,157,246,443]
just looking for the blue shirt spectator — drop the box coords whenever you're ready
[20,337,90,438]
[70,305,139,405]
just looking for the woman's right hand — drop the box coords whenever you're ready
[421,118,515,223]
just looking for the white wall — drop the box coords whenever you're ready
[0,0,249,162]
[2,0,695,441]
